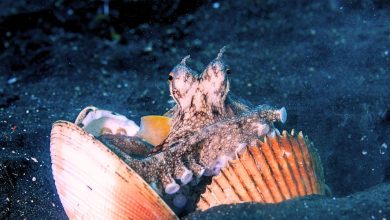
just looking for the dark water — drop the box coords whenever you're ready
[0,0,389,219]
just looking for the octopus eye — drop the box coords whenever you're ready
[226,69,231,75]
[168,75,173,81]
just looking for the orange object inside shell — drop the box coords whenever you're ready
[137,115,171,146]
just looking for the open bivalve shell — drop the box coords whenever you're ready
[50,120,178,220]
[197,130,325,211]
[74,106,140,137]
[74,106,171,147]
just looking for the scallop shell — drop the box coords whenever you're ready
[50,120,177,220]
[197,130,325,211]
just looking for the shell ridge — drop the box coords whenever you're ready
[288,133,313,194]
[218,169,241,202]
[302,134,321,193]
[197,196,210,210]
[251,140,284,202]
[246,145,276,203]
[208,178,226,203]
[261,136,290,200]
[209,186,221,205]
[238,148,268,203]
[297,135,316,193]
[232,152,263,202]
[204,186,219,206]
[269,134,297,198]
[294,133,317,194]
[299,133,325,194]
[211,176,228,203]
[225,162,251,201]
[279,132,307,196]
[278,134,302,197]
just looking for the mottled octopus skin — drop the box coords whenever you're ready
[154,48,252,153]
[99,48,285,196]
[101,105,284,190]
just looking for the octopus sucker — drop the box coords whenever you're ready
[173,160,193,185]
[50,49,326,219]
[161,174,181,194]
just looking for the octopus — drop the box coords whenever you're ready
[97,47,287,200]
[156,49,252,153]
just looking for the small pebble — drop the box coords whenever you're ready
[212,2,220,9]
[379,143,387,155]
[7,77,17,84]
[143,43,153,52]
[192,39,202,48]
[67,8,74,16]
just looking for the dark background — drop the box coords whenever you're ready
[0,0,389,219]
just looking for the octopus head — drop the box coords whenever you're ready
[168,56,198,109]
[200,49,231,106]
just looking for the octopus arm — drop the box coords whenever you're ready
[226,93,254,114]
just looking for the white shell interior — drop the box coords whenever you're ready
[80,109,140,137]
